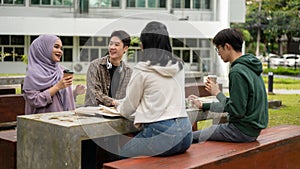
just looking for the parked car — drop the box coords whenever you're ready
[268,53,285,67]
[283,54,300,67]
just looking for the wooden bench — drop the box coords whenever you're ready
[0,94,25,129]
[0,129,17,169]
[103,125,300,169]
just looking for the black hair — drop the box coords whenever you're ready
[140,21,183,70]
[110,30,131,48]
[212,28,243,52]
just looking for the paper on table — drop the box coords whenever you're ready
[197,96,217,103]
[74,106,121,117]
[97,105,121,117]
[74,106,100,116]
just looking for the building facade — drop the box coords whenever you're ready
[0,0,245,75]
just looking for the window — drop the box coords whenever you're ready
[172,0,210,9]
[172,38,184,47]
[3,0,25,5]
[60,36,73,62]
[90,0,120,7]
[30,0,73,6]
[0,35,24,62]
[79,36,109,62]
[171,38,212,72]
[126,0,166,8]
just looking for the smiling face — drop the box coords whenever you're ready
[108,36,128,63]
[51,39,63,62]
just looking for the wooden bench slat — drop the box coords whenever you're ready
[103,125,300,169]
[0,94,25,123]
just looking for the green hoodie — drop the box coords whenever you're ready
[203,53,268,137]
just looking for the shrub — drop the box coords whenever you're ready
[263,67,300,76]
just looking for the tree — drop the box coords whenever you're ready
[233,0,300,55]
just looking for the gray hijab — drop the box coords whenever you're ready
[23,34,62,91]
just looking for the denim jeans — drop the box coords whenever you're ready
[120,117,192,158]
[192,123,257,143]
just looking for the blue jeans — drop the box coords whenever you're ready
[193,123,257,143]
[120,117,192,158]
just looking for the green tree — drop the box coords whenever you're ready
[233,0,300,55]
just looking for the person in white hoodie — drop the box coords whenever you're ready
[118,21,192,158]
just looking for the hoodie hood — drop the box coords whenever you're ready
[231,53,263,75]
[135,61,180,77]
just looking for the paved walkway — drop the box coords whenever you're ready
[222,88,300,95]
[271,89,300,94]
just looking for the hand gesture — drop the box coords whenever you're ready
[74,84,86,96]
[187,95,202,109]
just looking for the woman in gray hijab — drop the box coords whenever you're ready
[23,34,85,115]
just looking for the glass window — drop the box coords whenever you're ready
[202,60,210,72]
[192,50,200,62]
[30,36,39,43]
[127,0,135,7]
[53,0,62,5]
[80,48,89,61]
[182,50,190,62]
[137,0,145,7]
[0,36,25,62]
[184,0,190,8]
[159,0,166,7]
[172,0,180,8]
[42,0,51,5]
[11,36,24,45]
[64,0,72,6]
[94,37,107,46]
[112,0,120,7]
[90,48,99,61]
[101,48,108,56]
[80,37,92,46]
[90,0,99,7]
[199,39,210,47]
[204,0,210,9]
[100,0,110,7]
[173,50,180,58]
[4,0,13,4]
[194,0,200,9]
[14,47,24,62]
[172,38,184,47]
[186,39,197,47]
[63,48,73,62]
[0,36,9,45]
[14,0,25,4]
[4,47,13,61]
[194,0,210,9]
[31,0,39,4]
[60,36,73,46]
[148,0,155,8]
[200,50,210,58]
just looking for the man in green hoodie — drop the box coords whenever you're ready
[189,28,268,143]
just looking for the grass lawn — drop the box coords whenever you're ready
[268,94,300,127]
